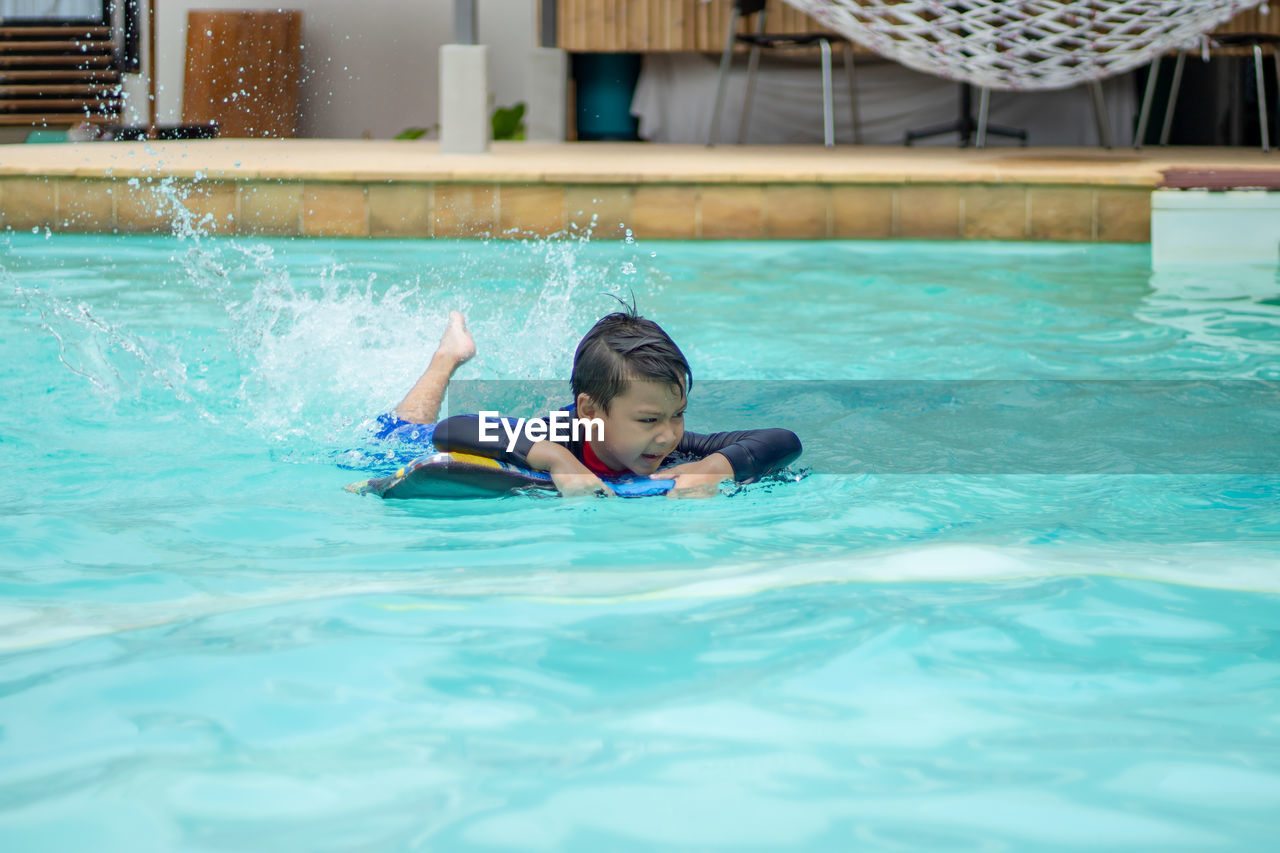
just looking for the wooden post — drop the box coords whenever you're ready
[147,0,157,138]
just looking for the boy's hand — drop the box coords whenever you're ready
[660,453,734,499]
[528,441,614,498]
[551,463,615,498]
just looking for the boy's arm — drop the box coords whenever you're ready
[432,415,613,497]
[432,414,536,467]
[672,428,802,483]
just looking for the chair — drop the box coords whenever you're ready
[904,83,1028,148]
[1136,34,1280,152]
[904,79,1114,149]
[708,0,861,147]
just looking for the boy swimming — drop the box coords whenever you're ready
[379,309,801,498]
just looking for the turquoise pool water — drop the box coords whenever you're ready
[2,233,1278,850]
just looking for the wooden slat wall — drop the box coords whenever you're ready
[1210,7,1280,54]
[0,25,122,125]
[554,1,1280,53]
[1216,7,1274,37]
[556,0,833,52]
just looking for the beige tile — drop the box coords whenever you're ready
[114,179,173,233]
[763,185,829,239]
[1029,186,1094,241]
[499,184,565,237]
[302,183,369,237]
[961,185,1028,240]
[368,183,432,237]
[630,185,698,239]
[1,177,57,230]
[564,185,633,239]
[56,179,114,231]
[830,184,895,238]
[239,181,302,235]
[1096,188,1150,242]
[898,185,961,238]
[700,185,764,239]
[433,183,498,237]
[177,181,237,235]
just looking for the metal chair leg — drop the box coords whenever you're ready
[976,86,990,148]
[1274,50,1280,150]
[707,7,740,146]
[1090,79,1112,149]
[738,45,762,144]
[737,11,767,144]
[1135,54,1161,149]
[820,38,834,147]
[843,42,861,144]
[1159,51,1186,145]
[1255,43,1270,152]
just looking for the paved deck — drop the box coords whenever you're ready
[1,141,1277,241]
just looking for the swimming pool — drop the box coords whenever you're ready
[2,232,1278,849]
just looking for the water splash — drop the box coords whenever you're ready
[12,282,196,409]
[5,191,659,455]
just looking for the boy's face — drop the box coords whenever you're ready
[578,380,686,476]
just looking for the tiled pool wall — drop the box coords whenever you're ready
[0,177,1151,241]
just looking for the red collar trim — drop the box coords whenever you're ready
[582,440,626,478]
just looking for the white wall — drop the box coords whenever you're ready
[122,0,536,138]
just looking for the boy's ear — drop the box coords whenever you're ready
[576,392,600,418]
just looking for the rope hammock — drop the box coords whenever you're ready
[781,1,1269,90]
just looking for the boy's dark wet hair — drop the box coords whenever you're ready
[571,309,693,413]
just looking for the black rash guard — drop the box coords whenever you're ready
[433,407,801,484]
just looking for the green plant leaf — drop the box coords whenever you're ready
[491,103,527,141]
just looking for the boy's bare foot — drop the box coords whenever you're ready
[393,310,477,424]
[439,310,476,365]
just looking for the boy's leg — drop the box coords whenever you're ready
[394,311,476,424]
